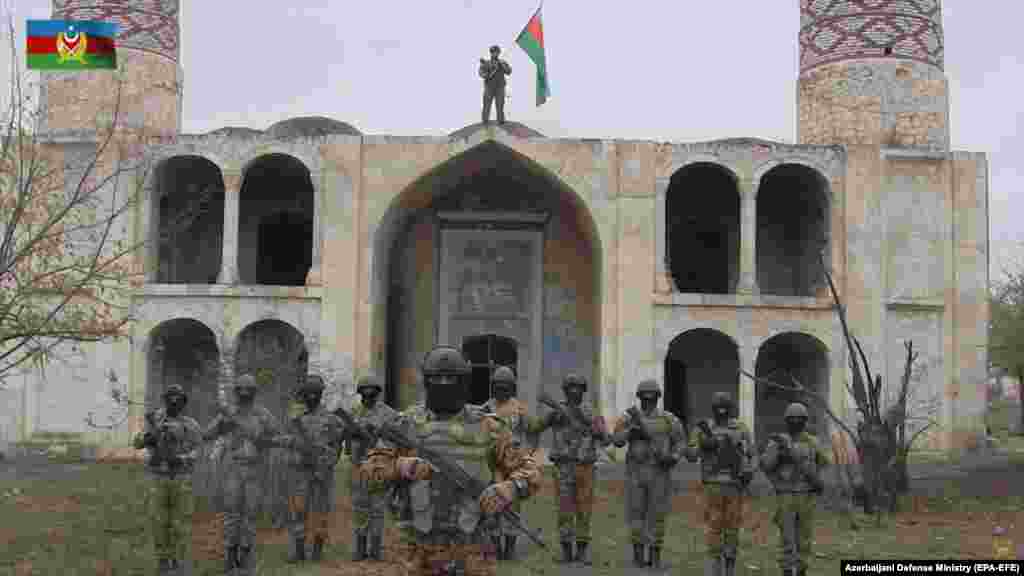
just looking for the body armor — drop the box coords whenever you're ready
[764,432,823,493]
[625,408,676,465]
[548,402,602,464]
[395,404,494,539]
[349,401,400,464]
[225,406,277,466]
[697,418,752,485]
[140,409,202,477]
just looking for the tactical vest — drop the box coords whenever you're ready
[144,410,200,477]
[398,405,492,539]
[289,407,341,479]
[626,408,674,466]
[350,402,399,465]
[549,402,600,464]
[226,406,275,467]
[483,398,527,445]
[699,418,748,485]
[766,432,821,493]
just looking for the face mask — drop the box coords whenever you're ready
[786,419,806,436]
[493,384,512,402]
[165,396,186,417]
[302,391,322,411]
[235,389,254,405]
[361,390,380,408]
[564,387,583,406]
[713,407,730,423]
[425,374,465,416]
[639,395,658,413]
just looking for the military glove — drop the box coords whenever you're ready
[479,481,517,516]
[740,470,754,486]
[143,432,158,447]
[396,457,433,481]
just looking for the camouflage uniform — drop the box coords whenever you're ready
[611,379,686,569]
[477,366,545,561]
[760,403,831,576]
[133,384,202,575]
[684,392,755,576]
[359,346,543,576]
[280,375,346,563]
[345,374,400,561]
[202,374,283,576]
[534,373,611,565]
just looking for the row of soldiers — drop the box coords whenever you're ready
[133,344,828,576]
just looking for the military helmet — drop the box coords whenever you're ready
[234,374,258,390]
[299,374,326,393]
[492,366,515,384]
[421,346,470,377]
[636,379,662,398]
[784,402,809,420]
[490,45,500,54]
[711,392,734,409]
[357,374,383,394]
[162,383,187,400]
[562,373,587,392]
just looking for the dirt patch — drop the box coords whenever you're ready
[12,494,82,514]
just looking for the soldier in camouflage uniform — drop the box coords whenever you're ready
[478,365,544,561]
[202,373,284,576]
[133,384,202,575]
[534,373,611,565]
[684,392,756,576]
[278,374,346,563]
[760,402,831,576]
[344,373,400,561]
[359,346,543,576]
[611,379,686,569]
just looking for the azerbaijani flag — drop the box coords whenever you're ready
[515,5,550,106]
[26,20,118,70]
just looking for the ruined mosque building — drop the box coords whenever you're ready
[13,0,988,454]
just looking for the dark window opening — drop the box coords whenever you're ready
[255,212,313,286]
[462,334,518,405]
[666,164,740,294]
[664,358,688,433]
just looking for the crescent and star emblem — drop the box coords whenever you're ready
[57,26,88,65]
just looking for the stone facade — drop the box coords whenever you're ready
[5,0,989,455]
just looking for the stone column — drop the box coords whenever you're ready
[217,171,241,285]
[737,178,759,294]
[142,177,160,283]
[305,170,323,286]
[739,347,756,441]
[217,350,236,412]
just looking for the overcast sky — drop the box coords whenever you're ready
[2,1,1020,283]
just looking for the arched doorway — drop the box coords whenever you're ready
[664,328,740,432]
[147,319,221,425]
[756,164,831,296]
[234,319,308,421]
[238,154,314,286]
[755,332,830,444]
[370,140,602,415]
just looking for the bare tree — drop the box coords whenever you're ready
[989,263,1024,435]
[740,253,940,519]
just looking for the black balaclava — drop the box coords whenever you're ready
[235,375,256,407]
[360,386,380,409]
[712,399,731,426]
[301,389,323,412]
[786,416,807,437]
[425,373,466,418]
[564,385,584,407]
[639,393,659,414]
[493,380,513,403]
[165,393,186,418]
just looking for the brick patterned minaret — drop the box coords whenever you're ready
[40,0,182,139]
[797,0,949,150]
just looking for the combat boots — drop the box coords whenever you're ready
[705,557,722,576]
[158,558,171,574]
[503,536,517,560]
[236,546,253,575]
[575,541,591,565]
[311,536,325,561]
[287,536,305,563]
[650,546,662,569]
[224,546,238,574]
[368,532,383,560]
[723,557,737,576]
[351,533,366,561]
[492,536,505,560]
[559,541,574,563]
[632,543,646,567]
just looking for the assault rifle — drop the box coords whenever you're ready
[291,412,332,476]
[332,404,379,445]
[538,392,592,436]
[766,433,823,493]
[144,410,181,472]
[358,412,548,550]
[698,420,750,492]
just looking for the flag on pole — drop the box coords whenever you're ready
[26,20,118,70]
[516,4,550,106]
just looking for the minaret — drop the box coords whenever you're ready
[39,0,182,139]
[797,0,948,150]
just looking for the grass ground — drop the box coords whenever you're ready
[1,457,1023,576]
